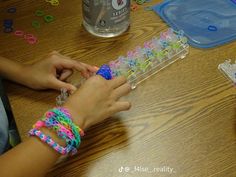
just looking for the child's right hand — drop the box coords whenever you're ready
[63,75,131,130]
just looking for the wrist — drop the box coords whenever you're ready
[18,64,36,88]
[63,104,89,130]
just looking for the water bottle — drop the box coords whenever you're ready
[82,0,130,37]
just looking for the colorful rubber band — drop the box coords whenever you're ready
[96,64,113,80]
[44,15,55,23]
[14,30,24,37]
[29,107,84,155]
[35,10,45,17]
[208,25,217,32]
[45,0,60,6]
[27,37,38,45]
[51,1,59,6]
[3,19,13,28]
[24,33,35,40]
[32,20,41,29]
[29,129,72,155]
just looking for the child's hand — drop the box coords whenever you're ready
[63,75,131,130]
[23,51,97,92]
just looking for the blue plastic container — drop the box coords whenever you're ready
[153,0,236,48]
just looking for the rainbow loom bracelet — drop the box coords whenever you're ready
[29,107,84,155]
[29,129,71,155]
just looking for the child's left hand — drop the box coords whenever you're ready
[22,51,97,92]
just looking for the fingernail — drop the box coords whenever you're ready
[93,66,99,71]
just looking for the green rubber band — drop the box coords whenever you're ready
[136,0,145,5]
[171,42,181,50]
[44,15,55,23]
[32,20,41,29]
[51,1,59,6]
[35,10,45,17]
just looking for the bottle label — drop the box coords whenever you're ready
[83,0,130,28]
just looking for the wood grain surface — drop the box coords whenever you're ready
[0,0,235,177]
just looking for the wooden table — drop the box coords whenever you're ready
[1,0,236,177]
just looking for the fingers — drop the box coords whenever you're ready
[51,52,97,78]
[59,69,73,81]
[49,77,77,92]
[56,58,88,75]
[110,101,131,113]
[81,62,98,73]
[112,83,131,100]
[109,76,127,89]
[72,61,94,78]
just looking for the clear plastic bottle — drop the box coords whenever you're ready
[82,0,130,38]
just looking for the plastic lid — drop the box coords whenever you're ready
[153,0,236,48]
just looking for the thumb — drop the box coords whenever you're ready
[49,78,77,92]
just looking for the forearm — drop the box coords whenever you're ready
[0,105,88,177]
[0,56,28,85]
[0,128,64,177]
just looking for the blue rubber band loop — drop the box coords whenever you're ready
[208,25,217,32]
[3,19,13,27]
[96,64,113,80]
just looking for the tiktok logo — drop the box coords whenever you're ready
[118,166,130,173]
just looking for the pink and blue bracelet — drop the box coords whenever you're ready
[29,107,84,155]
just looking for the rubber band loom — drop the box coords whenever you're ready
[56,28,189,105]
